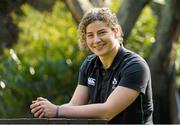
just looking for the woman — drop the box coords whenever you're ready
[30,8,153,124]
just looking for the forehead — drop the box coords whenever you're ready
[86,21,110,33]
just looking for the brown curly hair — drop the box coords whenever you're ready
[78,7,124,51]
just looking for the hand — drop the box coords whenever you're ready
[30,98,44,118]
[30,97,57,118]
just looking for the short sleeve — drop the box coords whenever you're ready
[119,61,150,94]
[78,55,97,86]
[78,59,88,86]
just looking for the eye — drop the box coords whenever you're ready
[98,31,107,36]
[86,34,94,38]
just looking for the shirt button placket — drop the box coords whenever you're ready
[101,70,109,101]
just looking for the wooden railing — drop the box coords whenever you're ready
[0,118,107,124]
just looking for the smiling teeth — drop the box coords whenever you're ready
[95,44,104,49]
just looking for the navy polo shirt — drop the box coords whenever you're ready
[78,46,153,124]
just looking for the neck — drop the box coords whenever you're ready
[99,44,121,69]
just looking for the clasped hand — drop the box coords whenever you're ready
[30,97,57,118]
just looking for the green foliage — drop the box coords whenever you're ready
[0,0,178,118]
[0,1,85,117]
[110,1,157,60]
[126,6,157,60]
[176,40,180,88]
[110,0,122,12]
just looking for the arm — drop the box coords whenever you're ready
[59,84,89,107]
[30,85,89,118]
[68,84,89,105]
[59,86,139,121]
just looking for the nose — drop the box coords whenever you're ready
[93,34,101,44]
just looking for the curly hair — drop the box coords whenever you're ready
[78,7,124,51]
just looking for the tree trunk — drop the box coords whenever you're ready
[0,0,57,54]
[0,16,19,54]
[169,22,180,123]
[116,0,150,40]
[62,0,112,24]
[89,0,111,7]
[62,0,85,24]
[149,0,180,123]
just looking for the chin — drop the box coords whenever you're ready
[95,52,107,57]
[91,49,107,56]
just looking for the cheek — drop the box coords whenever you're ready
[86,41,92,50]
[86,39,92,46]
[101,34,112,40]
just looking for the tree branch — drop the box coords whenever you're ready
[116,0,150,40]
[149,0,180,123]
[62,0,85,24]
[89,0,111,7]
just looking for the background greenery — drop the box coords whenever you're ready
[0,1,84,117]
[0,0,179,118]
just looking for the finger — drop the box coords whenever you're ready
[32,100,38,103]
[34,108,44,118]
[30,102,40,109]
[37,97,47,101]
[30,103,36,109]
[31,105,42,114]
[39,112,45,118]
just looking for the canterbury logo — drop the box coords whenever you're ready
[88,77,96,86]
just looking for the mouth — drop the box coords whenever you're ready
[94,44,105,51]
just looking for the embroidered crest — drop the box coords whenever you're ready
[112,78,117,89]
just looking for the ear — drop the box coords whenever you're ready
[112,27,119,38]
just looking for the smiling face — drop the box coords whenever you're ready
[86,21,120,58]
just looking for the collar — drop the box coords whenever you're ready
[94,45,126,70]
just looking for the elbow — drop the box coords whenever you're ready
[106,115,114,121]
[98,113,114,121]
[95,103,117,121]
[97,109,115,121]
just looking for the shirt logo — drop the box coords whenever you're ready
[112,78,117,89]
[88,77,96,86]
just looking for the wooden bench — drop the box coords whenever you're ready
[0,118,107,124]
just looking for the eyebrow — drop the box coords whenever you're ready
[97,29,107,33]
[86,28,107,34]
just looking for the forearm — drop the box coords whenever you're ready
[61,100,86,107]
[60,103,74,107]
[59,103,111,120]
